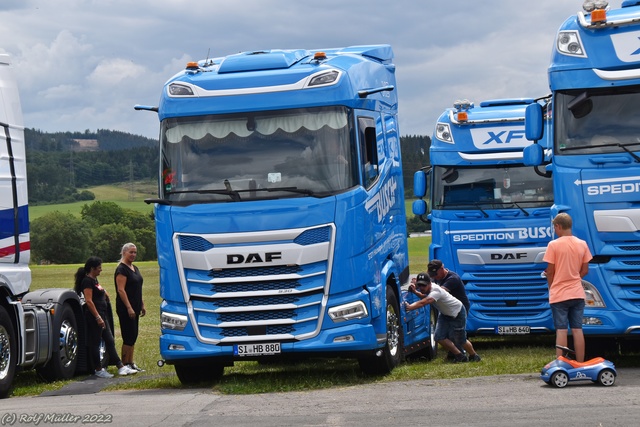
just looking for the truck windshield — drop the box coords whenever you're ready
[555,87,640,155]
[159,106,356,203]
[433,165,553,210]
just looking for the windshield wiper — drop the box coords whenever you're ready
[560,141,640,162]
[144,186,318,205]
[263,186,316,196]
[168,188,242,201]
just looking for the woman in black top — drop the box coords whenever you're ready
[74,256,137,378]
[115,243,146,372]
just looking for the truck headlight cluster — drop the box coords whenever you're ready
[436,123,453,143]
[557,31,586,57]
[583,282,605,308]
[161,311,188,331]
[328,301,368,322]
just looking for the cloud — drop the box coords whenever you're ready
[0,0,627,138]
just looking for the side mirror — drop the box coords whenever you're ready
[525,103,544,142]
[412,199,427,216]
[523,144,544,167]
[413,171,426,198]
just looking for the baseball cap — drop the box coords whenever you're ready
[415,272,430,286]
[427,259,443,277]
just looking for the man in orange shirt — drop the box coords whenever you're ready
[543,213,592,362]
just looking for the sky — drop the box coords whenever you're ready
[0,0,625,140]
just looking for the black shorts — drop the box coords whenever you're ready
[117,310,140,346]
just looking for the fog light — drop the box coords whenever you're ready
[583,317,603,326]
[168,344,186,351]
[333,335,355,343]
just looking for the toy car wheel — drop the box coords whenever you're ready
[550,370,569,388]
[598,368,616,387]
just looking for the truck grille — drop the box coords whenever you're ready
[463,270,550,320]
[176,225,333,344]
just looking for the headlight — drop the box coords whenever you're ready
[161,311,188,330]
[308,70,340,87]
[583,281,605,308]
[168,83,194,96]
[436,123,453,144]
[328,301,368,322]
[557,31,586,58]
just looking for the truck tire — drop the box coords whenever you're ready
[175,362,224,385]
[0,305,17,398]
[36,304,79,381]
[358,286,403,375]
[423,306,438,360]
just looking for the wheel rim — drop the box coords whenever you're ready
[58,320,78,367]
[0,326,10,380]
[553,372,569,388]
[99,340,107,366]
[430,310,437,352]
[387,303,400,357]
[600,370,615,386]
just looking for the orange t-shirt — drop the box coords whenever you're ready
[543,235,592,304]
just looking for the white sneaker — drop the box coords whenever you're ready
[118,365,137,376]
[95,369,113,379]
[129,363,145,372]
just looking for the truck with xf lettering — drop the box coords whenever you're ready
[1,53,89,398]
[524,0,640,344]
[413,98,554,335]
[136,45,435,384]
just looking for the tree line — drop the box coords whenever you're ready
[25,128,157,205]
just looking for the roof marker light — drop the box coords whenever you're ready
[457,111,469,122]
[590,8,607,24]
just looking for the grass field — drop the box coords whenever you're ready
[10,235,565,397]
[13,192,638,396]
[29,182,156,220]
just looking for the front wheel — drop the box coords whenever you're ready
[175,362,224,385]
[550,370,569,388]
[359,286,403,375]
[425,307,438,360]
[0,305,17,398]
[37,304,79,381]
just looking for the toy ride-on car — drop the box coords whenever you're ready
[540,345,617,388]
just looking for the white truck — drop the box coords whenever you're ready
[1,53,88,398]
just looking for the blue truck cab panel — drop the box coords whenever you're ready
[415,98,554,335]
[529,2,640,336]
[144,45,434,381]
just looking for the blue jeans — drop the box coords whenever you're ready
[434,306,467,351]
[551,299,585,330]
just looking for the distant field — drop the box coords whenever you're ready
[32,185,418,221]
[29,182,157,220]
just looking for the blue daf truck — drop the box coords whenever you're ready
[524,0,640,342]
[413,98,554,335]
[136,45,435,384]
